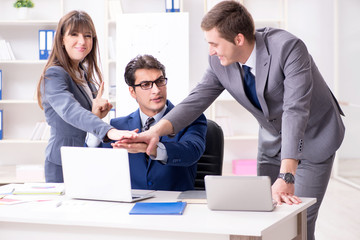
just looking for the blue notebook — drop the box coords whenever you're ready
[129,202,187,215]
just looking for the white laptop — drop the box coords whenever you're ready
[205,175,277,211]
[60,146,153,202]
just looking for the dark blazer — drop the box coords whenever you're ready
[101,100,207,191]
[42,66,112,168]
[163,28,345,163]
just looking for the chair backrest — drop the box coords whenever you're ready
[194,119,224,190]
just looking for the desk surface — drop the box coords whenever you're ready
[0,188,315,239]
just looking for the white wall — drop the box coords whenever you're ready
[182,1,209,90]
[336,0,360,159]
[337,0,360,105]
[287,0,336,90]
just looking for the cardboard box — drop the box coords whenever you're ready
[232,159,257,176]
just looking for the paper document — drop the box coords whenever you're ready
[13,183,65,195]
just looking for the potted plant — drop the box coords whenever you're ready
[13,0,35,20]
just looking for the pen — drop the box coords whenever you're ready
[56,201,62,207]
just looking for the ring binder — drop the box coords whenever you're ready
[165,0,180,12]
[39,30,55,60]
[39,30,47,60]
[46,30,55,58]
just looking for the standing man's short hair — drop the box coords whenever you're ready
[201,0,255,43]
[124,54,166,87]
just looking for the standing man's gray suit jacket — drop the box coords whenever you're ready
[41,66,112,166]
[164,27,345,163]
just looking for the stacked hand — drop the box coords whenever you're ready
[111,129,158,156]
[107,128,138,141]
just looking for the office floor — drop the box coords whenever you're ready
[315,178,360,239]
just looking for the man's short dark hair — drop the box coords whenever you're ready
[124,54,166,87]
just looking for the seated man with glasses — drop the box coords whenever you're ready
[86,54,207,191]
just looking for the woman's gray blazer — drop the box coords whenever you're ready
[41,66,112,165]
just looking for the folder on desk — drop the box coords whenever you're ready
[129,202,187,215]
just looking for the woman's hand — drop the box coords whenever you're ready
[106,128,139,141]
[92,82,113,119]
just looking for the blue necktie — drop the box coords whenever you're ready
[242,65,262,110]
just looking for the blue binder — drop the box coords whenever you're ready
[0,109,3,140]
[129,202,187,215]
[46,30,55,57]
[39,30,55,60]
[39,30,47,60]
[165,0,180,12]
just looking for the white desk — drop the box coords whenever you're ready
[0,190,315,240]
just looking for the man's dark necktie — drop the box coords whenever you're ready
[143,117,155,132]
[143,117,155,162]
[242,65,262,110]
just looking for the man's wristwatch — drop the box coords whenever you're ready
[278,172,295,184]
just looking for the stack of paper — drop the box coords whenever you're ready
[0,184,27,205]
[13,183,65,195]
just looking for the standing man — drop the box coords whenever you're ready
[124,1,345,239]
[87,54,207,191]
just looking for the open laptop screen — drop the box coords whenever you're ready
[60,146,152,202]
[205,175,276,211]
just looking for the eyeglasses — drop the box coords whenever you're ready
[132,77,168,90]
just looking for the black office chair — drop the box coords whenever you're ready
[194,119,224,190]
